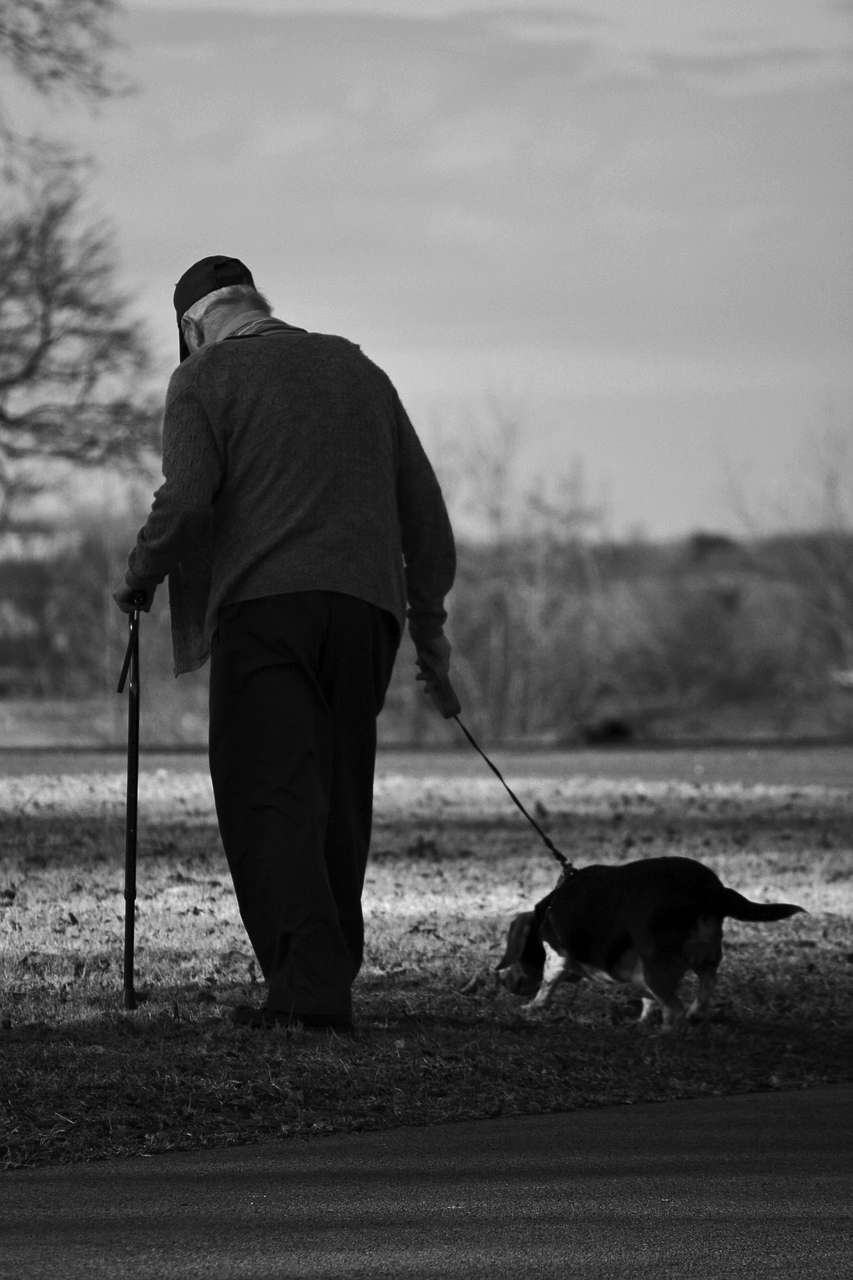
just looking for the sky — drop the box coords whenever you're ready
[7,0,853,538]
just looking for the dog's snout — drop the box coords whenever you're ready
[496,961,543,997]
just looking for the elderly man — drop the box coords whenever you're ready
[115,255,458,1031]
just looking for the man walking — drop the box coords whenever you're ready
[114,255,458,1031]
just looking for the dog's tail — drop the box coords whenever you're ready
[721,887,804,922]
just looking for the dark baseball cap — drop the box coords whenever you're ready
[173,255,255,362]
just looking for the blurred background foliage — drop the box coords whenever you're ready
[1,474,851,747]
[0,1,850,748]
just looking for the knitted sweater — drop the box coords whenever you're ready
[126,322,456,675]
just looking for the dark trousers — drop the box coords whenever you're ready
[209,591,399,1017]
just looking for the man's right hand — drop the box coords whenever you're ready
[113,584,155,614]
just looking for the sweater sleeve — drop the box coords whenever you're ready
[126,377,223,589]
[394,391,456,644]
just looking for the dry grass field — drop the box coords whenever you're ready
[1,747,851,1169]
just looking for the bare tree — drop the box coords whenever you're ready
[0,1,160,527]
[0,2,127,189]
[0,0,123,128]
[0,161,160,524]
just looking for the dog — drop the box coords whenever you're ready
[496,856,803,1028]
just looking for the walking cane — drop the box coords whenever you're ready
[117,600,144,1010]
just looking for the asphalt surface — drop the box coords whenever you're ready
[2,1085,850,1279]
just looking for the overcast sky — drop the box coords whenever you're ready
[10,0,853,537]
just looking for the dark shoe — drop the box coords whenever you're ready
[231,1004,354,1034]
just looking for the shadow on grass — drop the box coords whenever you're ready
[2,779,852,1168]
[4,948,852,1167]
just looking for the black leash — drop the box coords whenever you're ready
[453,715,573,873]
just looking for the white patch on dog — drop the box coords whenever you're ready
[521,941,568,1014]
[686,969,717,1021]
[658,994,685,1031]
[579,963,618,985]
[638,996,657,1022]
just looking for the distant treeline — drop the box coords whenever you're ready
[1,519,852,744]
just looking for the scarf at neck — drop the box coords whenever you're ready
[222,313,307,341]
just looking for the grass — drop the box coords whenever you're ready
[1,758,852,1169]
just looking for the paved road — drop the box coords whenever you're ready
[2,1085,850,1279]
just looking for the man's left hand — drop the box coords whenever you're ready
[417,669,462,719]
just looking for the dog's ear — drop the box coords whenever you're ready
[495,912,534,969]
[496,911,543,971]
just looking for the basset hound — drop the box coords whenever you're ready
[497,856,803,1028]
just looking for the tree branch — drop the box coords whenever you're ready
[0,158,161,519]
[0,0,125,102]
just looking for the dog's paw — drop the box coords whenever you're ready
[657,1014,693,1037]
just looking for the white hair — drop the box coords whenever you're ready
[182,283,272,328]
